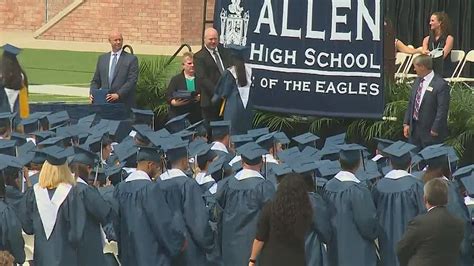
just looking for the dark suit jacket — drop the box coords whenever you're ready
[403,73,450,139]
[90,51,139,109]
[194,46,231,108]
[166,72,202,122]
[397,206,464,266]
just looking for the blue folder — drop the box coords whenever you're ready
[91,88,109,104]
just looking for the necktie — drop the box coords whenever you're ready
[212,49,225,74]
[109,53,118,87]
[413,78,424,120]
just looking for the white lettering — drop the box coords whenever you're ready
[330,0,352,41]
[254,0,277,36]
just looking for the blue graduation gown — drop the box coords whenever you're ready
[76,180,114,266]
[262,160,279,189]
[114,171,185,266]
[98,185,119,242]
[5,185,22,214]
[0,200,25,264]
[215,169,276,266]
[157,169,214,266]
[323,177,379,266]
[19,184,85,266]
[445,179,473,266]
[305,192,331,266]
[371,172,425,266]
[213,69,254,135]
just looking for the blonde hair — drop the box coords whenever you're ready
[182,52,193,64]
[39,161,76,189]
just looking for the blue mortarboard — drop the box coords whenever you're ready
[163,139,189,162]
[91,167,106,183]
[290,159,319,174]
[71,146,98,167]
[56,124,89,140]
[277,146,301,163]
[419,145,449,168]
[292,132,319,149]
[356,159,382,181]
[37,135,71,148]
[374,138,395,153]
[231,134,253,148]
[383,141,417,166]
[136,146,162,163]
[46,111,70,129]
[90,119,130,142]
[105,162,127,185]
[338,144,366,164]
[165,113,190,133]
[148,134,180,149]
[317,145,341,161]
[272,163,293,177]
[175,129,196,142]
[20,117,40,134]
[210,120,231,139]
[453,165,474,179]
[17,141,36,165]
[0,139,17,156]
[10,132,29,146]
[316,161,341,178]
[446,146,459,163]
[324,133,346,147]
[2,44,21,56]
[187,120,207,137]
[0,154,24,172]
[256,132,278,150]
[274,132,290,145]
[236,142,267,165]
[132,124,153,143]
[301,146,319,161]
[410,153,424,170]
[41,145,74,165]
[247,128,269,140]
[0,112,16,128]
[207,155,228,176]
[30,131,55,143]
[459,171,474,197]
[77,114,96,128]
[114,139,138,166]
[188,139,208,156]
[131,108,155,128]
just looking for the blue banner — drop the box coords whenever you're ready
[214,0,384,119]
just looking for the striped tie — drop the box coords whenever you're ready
[413,78,424,120]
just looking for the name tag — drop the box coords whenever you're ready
[426,86,433,92]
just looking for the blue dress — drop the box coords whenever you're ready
[0,199,25,264]
[323,174,379,266]
[157,169,214,266]
[305,192,331,266]
[371,172,425,266]
[114,171,186,266]
[215,169,275,266]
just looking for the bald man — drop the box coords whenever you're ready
[90,32,138,110]
[194,28,231,127]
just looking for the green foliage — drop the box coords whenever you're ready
[135,56,181,116]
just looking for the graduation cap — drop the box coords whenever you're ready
[316,145,341,161]
[186,120,207,137]
[10,132,29,146]
[31,150,47,165]
[1,44,21,56]
[419,145,449,168]
[290,159,319,175]
[163,138,189,162]
[136,146,162,163]
[19,117,40,134]
[41,145,74,165]
[247,128,269,140]
[0,139,17,156]
[277,146,301,163]
[30,131,55,143]
[148,133,180,149]
[91,166,106,183]
[77,114,96,128]
[292,132,319,150]
[459,171,474,197]
[356,160,382,181]
[104,120,130,142]
[131,108,155,129]
[236,142,267,165]
[210,120,231,139]
[256,132,278,150]
[131,124,153,145]
[301,146,319,161]
[165,113,190,133]
[382,141,417,167]
[17,141,36,165]
[71,146,98,167]
[207,155,229,181]
[272,163,293,177]
[105,162,127,185]
[188,139,208,157]
[338,144,366,165]
[231,134,253,148]
[452,165,474,179]
[37,135,71,148]
[316,161,341,179]
[113,139,138,166]
[175,129,196,142]
[324,133,346,147]
[373,138,395,153]
[46,111,70,129]
[0,155,24,177]
[0,112,16,129]
[274,132,290,145]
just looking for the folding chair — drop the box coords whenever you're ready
[394,52,412,82]
[445,50,466,83]
[401,53,421,81]
[449,50,474,85]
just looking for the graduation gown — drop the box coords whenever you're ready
[19,183,85,266]
[114,170,185,266]
[445,178,473,266]
[0,199,25,264]
[5,185,22,214]
[262,154,279,188]
[195,172,216,194]
[76,178,114,266]
[371,170,426,266]
[305,192,331,266]
[323,171,379,266]
[215,169,276,266]
[213,66,254,135]
[157,169,214,266]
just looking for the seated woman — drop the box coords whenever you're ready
[422,12,454,77]
[166,52,202,123]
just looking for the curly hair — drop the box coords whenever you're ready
[0,250,14,266]
[271,173,313,241]
[432,12,452,36]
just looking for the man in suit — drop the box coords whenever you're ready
[397,178,464,266]
[194,28,231,129]
[90,31,139,110]
[403,55,450,148]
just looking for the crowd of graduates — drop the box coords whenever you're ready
[0,108,473,266]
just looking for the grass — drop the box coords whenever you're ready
[1,48,165,86]
[29,93,89,103]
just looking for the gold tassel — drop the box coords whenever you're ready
[219,98,226,117]
[18,85,30,118]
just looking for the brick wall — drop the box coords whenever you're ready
[0,0,218,46]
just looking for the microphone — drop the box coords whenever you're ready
[382,116,397,121]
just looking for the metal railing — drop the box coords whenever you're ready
[164,44,192,67]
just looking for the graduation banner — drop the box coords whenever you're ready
[214,0,384,119]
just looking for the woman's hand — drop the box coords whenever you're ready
[171,98,190,106]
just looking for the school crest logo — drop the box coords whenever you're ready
[219,0,250,47]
